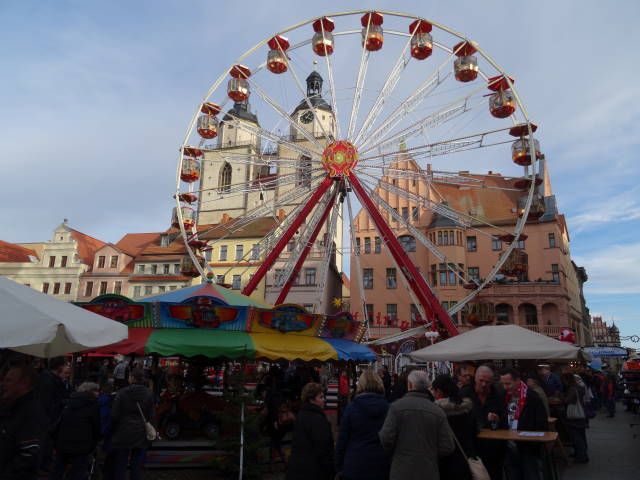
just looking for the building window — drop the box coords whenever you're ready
[523,304,538,325]
[174,264,180,274]
[287,241,295,253]
[235,245,244,261]
[412,207,419,221]
[305,268,316,286]
[355,238,361,255]
[491,237,502,251]
[158,286,166,293]
[84,282,93,297]
[49,256,56,268]
[430,264,437,286]
[392,208,398,221]
[438,263,447,286]
[386,268,397,289]
[152,264,158,274]
[133,286,141,297]
[97,256,106,268]
[374,237,381,253]
[144,286,153,296]
[402,207,409,221]
[216,274,226,285]
[551,264,560,283]
[467,236,478,252]
[219,245,228,261]
[364,237,371,254]
[114,281,122,295]
[251,244,260,260]
[298,155,312,188]
[64,282,72,294]
[219,162,232,192]
[386,304,398,325]
[53,283,61,295]
[232,275,241,290]
[411,304,421,324]
[448,263,457,285]
[169,285,178,291]
[137,264,145,273]
[516,239,525,249]
[42,282,50,294]
[468,267,480,282]
[99,281,108,295]
[548,233,556,248]
[365,304,374,321]
[398,235,416,252]
[110,255,119,268]
[60,256,68,267]
[303,304,314,313]
[363,268,374,289]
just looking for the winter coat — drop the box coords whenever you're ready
[286,402,335,480]
[0,390,47,480]
[53,392,101,455]
[436,398,477,480]
[516,389,549,432]
[379,391,455,480]
[111,383,154,450]
[335,393,390,480]
[36,370,68,424]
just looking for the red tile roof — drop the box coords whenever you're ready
[115,233,161,256]
[0,240,38,262]
[68,228,107,266]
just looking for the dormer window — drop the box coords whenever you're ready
[160,234,170,247]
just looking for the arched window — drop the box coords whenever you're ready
[398,235,416,252]
[519,303,538,326]
[298,155,312,188]
[219,162,232,192]
[495,303,512,324]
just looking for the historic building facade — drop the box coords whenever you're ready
[350,152,591,345]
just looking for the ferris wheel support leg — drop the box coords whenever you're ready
[242,175,334,296]
[348,174,459,337]
[275,189,338,304]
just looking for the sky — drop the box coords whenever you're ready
[1,1,638,347]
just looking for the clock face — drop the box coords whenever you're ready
[300,110,314,124]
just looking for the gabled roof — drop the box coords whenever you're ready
[0,240,38,262]
[68,228,107,266]
[115,233,161,257]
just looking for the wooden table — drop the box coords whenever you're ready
[478,429,559,480]
[478,429,558,443]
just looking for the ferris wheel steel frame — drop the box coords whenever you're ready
[175,9,542,337]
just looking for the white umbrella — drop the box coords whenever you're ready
[0,276,128,357]
[410,324,583,362]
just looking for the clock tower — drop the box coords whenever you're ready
[290,71,335,140]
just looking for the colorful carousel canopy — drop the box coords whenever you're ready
[139,282,271,308]
[95,328,375,362]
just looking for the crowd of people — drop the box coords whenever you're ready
[0,351,622,480]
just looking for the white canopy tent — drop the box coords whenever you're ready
[0,276,128,357]
[410,324,584,362]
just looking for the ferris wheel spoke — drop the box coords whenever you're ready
[223,111,321,159]
[246,77,326,151]
[360,86,486,156]
[352,32,414,146]
[357,52,455,152]
[347,25,372,140]
[319,22,341,140]
[348,174,458,337]
[345,191,370,339]
[311,197,341,312]
[275,185,338,304]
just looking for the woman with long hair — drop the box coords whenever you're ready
[335,368,391,480]
[432,374,478,480]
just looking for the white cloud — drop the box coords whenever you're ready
[574,243,640,295]
[568,186,640,232]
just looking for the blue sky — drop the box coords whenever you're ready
[1,1,638,346]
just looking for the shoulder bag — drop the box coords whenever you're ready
[566,394,585,420]
[452,432,490,480]
[137,401,158,441]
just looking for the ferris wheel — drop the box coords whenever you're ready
[174,10,543,338]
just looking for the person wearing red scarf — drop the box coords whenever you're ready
[499,368,549,480]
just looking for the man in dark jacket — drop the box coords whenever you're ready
[287,382,334,480]
[37,357,70,470]
[500,368,548,480]
[460,365,507,480]
[110,369,154,480]
[49,382,101,480]
[379,370,455,480]
[0,364,47,480]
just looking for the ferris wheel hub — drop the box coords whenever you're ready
[321,140,358,177]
